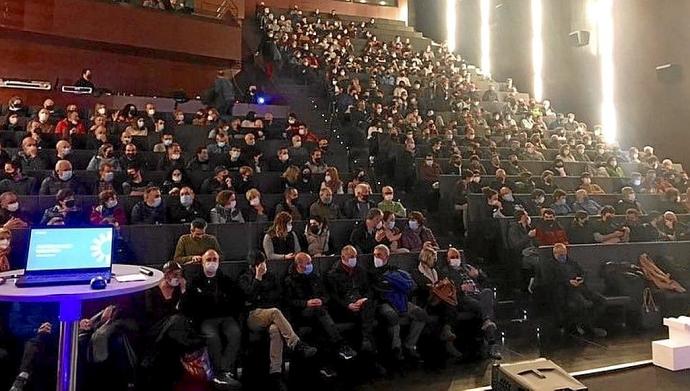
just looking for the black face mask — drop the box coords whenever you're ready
[65,199,76,208]
[309,224,320,235]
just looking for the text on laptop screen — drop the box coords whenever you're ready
[26,228,113,271]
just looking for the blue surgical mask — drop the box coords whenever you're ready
[346,257,357,268]
[303,263,314,275]
[408,220,419,230]
[503,194,514,202]
[180,195,193,207]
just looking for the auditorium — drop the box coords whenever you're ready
[1,0,689,390]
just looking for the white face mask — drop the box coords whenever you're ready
[137,120,145,128]
[250,197,261,206]
[204,262,219,275]
[170,153,181,160]
[0,239,9,250]
[227,200,237,209]
[286,223,293,232]
[105,199,118,209]
[6,202,19,212]
[39,113,49,122]
[147,109,156,116]
[383,194,393,201]
[98,108,107,115]
[373,257,385,268]
[324,175,332,182]
[449,258,461,268]
[168,278,180,287]
[346,257,357,268]
[230,151,241,159]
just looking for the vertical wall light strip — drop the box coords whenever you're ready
[599,0,617,143]
[530,0,544,102]
[446,0,457,52]
[480,0,491,77]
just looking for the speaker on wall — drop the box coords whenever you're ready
[569,30,590,47]
[656,64,683,83]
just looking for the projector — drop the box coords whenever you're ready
[492,358,587,391]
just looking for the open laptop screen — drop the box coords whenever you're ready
[26,227,114,272]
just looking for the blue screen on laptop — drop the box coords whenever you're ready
[26,228,113,271]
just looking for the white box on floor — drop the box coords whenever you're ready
[652,339,690,371]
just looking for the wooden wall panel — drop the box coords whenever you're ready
[243,0,408,22]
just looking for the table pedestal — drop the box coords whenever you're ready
[57,300,81,391]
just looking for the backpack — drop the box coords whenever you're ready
[382,269,414,314]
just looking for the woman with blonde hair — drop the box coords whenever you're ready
[321,167,344,194]
[263,211,301,261]
[244,188,268,223]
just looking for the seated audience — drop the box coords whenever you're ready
[616,186,645,214]
[263,211,301,261]
[181,249,242,387]
[343,183,376,220]
[40,188,83,226]
[238,252,317,388]
[39,160,85,195]
[168,186,205,224]
[572,189,602,215]
[89,190,126,227]
[535,208,569,246]
[567,211,595,244]
[131,186,166,225]
[244,188,269,222]
[309,187,342,221]
[401,211,438,252]
[209,190,244,224]
[273,187,304,221]
[0,160,36,195]
[549,189,572,216]
[592,205,630,244]
[304,216,334,257]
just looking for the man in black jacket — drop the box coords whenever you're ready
[342,183,376,220]
[393,138,417,193]
[326,245,376,352]
[238,252,316,388]
[370,245,427,360]
[536,243,607,338]
[349,208,388,255]
[283,253,357,360]
[181,250,242,387]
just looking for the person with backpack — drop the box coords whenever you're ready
[370,244,428,361]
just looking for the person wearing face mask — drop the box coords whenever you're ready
[169,187,205,224]
[232,165,256,196]
[180,249,243,388]
[377,186,406,218]
[0,160,36,196]
[549,189,572,216]
[156,143,185,172]
[522,189,546,217]
[305,148,328,175]
[566,211,595,244]
[1,113,24,132]
[0,191,29,229]
[604,156,624,178]
[320,167,344,195]
[243,188,268,223]
[209,190,244,224]
[394,138,418,193]
[141,260,194,389]
[534,209,569,246]
[54,110,86,139]
[273,187,303,221]
[201,166,233,195]
[284,252,357,365]
[368,244,427,361]
[419,154,442,209]
[174,219,222,264]
[288,135,309,166]
[238,252,317,388]
[89,190,126,227]
[401,211,438,252]
[572,189,603,216]
[5,96,28,117]
[31,108,56,135]
[326,245,377,353]
[349,208,388,255]
[121,163,152,197]
[86,142,121,172]
[131,186,167,225]
[268,147,291,172]
[577,172,605,195]
[309,186,342,221]
[262,212,301,261]
[160,168,189,195]
[303,216,333,257]
[444,247,502,360]
[591,205,630,244]
[410,247,463,359]
[94,162,117,195]
[659,187,689,214]
[535,244,608,338]
[206,131,230,156]
[152,133,175,154]
[40,188,83,226]
[343,183,376,220]
[39,160,85,196]
[119,142,149,171]
[18,136,48,171]
[538,170,558,195]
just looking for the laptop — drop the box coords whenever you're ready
[16,227,114,288]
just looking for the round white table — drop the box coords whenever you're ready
[0,264,163,391]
